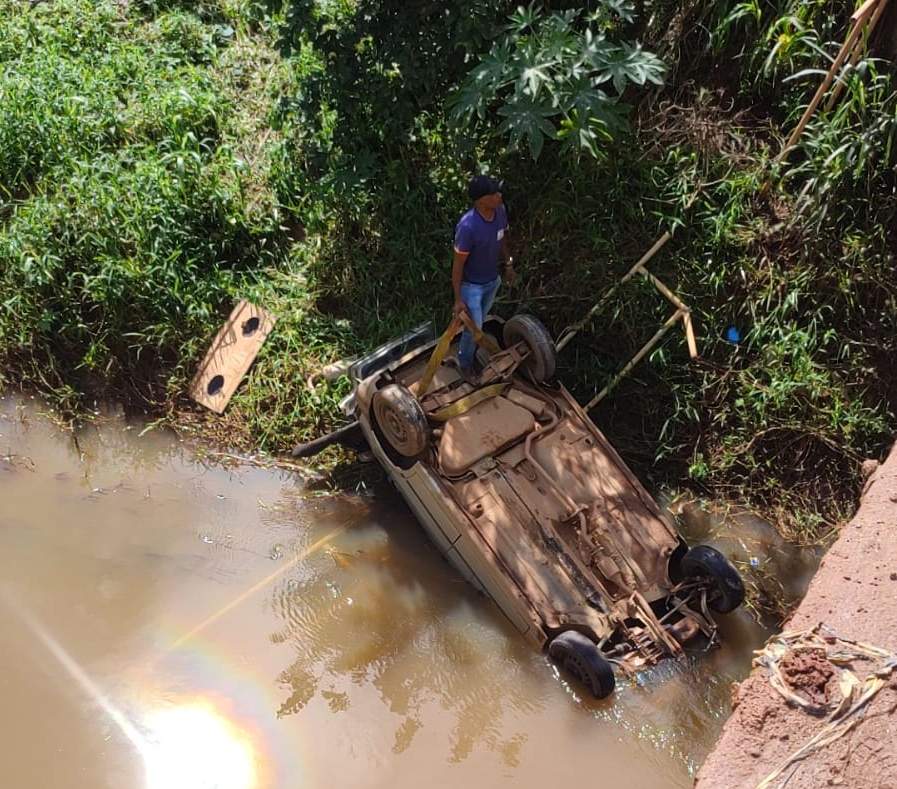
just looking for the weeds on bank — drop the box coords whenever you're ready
[0,0,334,437]
[0,0,894,544]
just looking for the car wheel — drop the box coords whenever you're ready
[548,631,615,699]
[681,545,745,613]
[372,383,428,458]
[503,314,556,382]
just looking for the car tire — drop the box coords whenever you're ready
[681,545,745,613]
[503,314,556,382]
[372,383,428,458]
[548,631,615,699]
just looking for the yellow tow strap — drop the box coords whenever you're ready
[430,382,508,422]
[461,312,502,356]
[414,313,501,397]
[414,316,462,397]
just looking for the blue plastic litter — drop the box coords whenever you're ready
[724,325,741,343]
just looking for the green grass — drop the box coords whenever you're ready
[0,0,894,543]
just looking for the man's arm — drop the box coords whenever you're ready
[452,248,469,315]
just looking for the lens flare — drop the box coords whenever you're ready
[143,703,257,789]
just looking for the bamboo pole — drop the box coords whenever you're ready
[585,310,685,410]
[620,231,673,283]
[824,0,890,112]
[775,0,880,163]
[682,311,698,360]
[640,268,698,359]
[640,267,690,312]
[555,231,671,352]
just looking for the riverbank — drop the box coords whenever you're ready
[696,441,897,788]
[1,0,894,547]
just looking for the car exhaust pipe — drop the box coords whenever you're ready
[290,420,365,458]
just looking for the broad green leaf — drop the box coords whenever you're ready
[557,111,607,159]
[454,6,663,158]
[506,3,541,35]
[446,78,488,123]
[563,79,629,137]
[497,97,558,159]
[447,42,514,122]
[514,39,558,99]
[598,0,636,23]
[596,43,665,93]
[472,42,515,90]
[576,29,614,74]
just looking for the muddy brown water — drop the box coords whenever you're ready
[0,396,820,789]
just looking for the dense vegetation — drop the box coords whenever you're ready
[1,0,895,541]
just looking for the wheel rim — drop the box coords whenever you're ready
[384,407,407,444]
[375,398,418,455]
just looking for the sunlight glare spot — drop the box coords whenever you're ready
[143,704,257,789]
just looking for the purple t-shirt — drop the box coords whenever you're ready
[454,204,509,284]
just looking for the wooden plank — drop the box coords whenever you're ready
[188,300,276,414]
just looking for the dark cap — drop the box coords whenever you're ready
[468,175,504,201]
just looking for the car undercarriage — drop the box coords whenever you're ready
[296,313,746,697]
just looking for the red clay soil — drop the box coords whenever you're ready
[777,647,837,708]
[696,443,897,789]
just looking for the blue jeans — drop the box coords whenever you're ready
[458,276,501,369]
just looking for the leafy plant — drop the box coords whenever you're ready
[448,3,664,159]
[1,0,895,544]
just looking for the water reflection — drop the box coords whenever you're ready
[0,589,260,789]
[264,495,547,764]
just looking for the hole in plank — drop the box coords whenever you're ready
[207,375,225,395]
[242,317,260,337]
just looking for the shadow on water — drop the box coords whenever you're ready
[267,490,547,759]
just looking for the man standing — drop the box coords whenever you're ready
[452,175,516,373]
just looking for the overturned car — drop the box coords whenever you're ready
[295,314,745,698]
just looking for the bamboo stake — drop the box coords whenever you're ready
[585,310,685,410]
[555,231,672,352]
[635,264,700,359]
[775,0,880,163]
[824,0,890,112]
[620,231,673,283]
[641,268,690,312]
[682,311,698,359]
